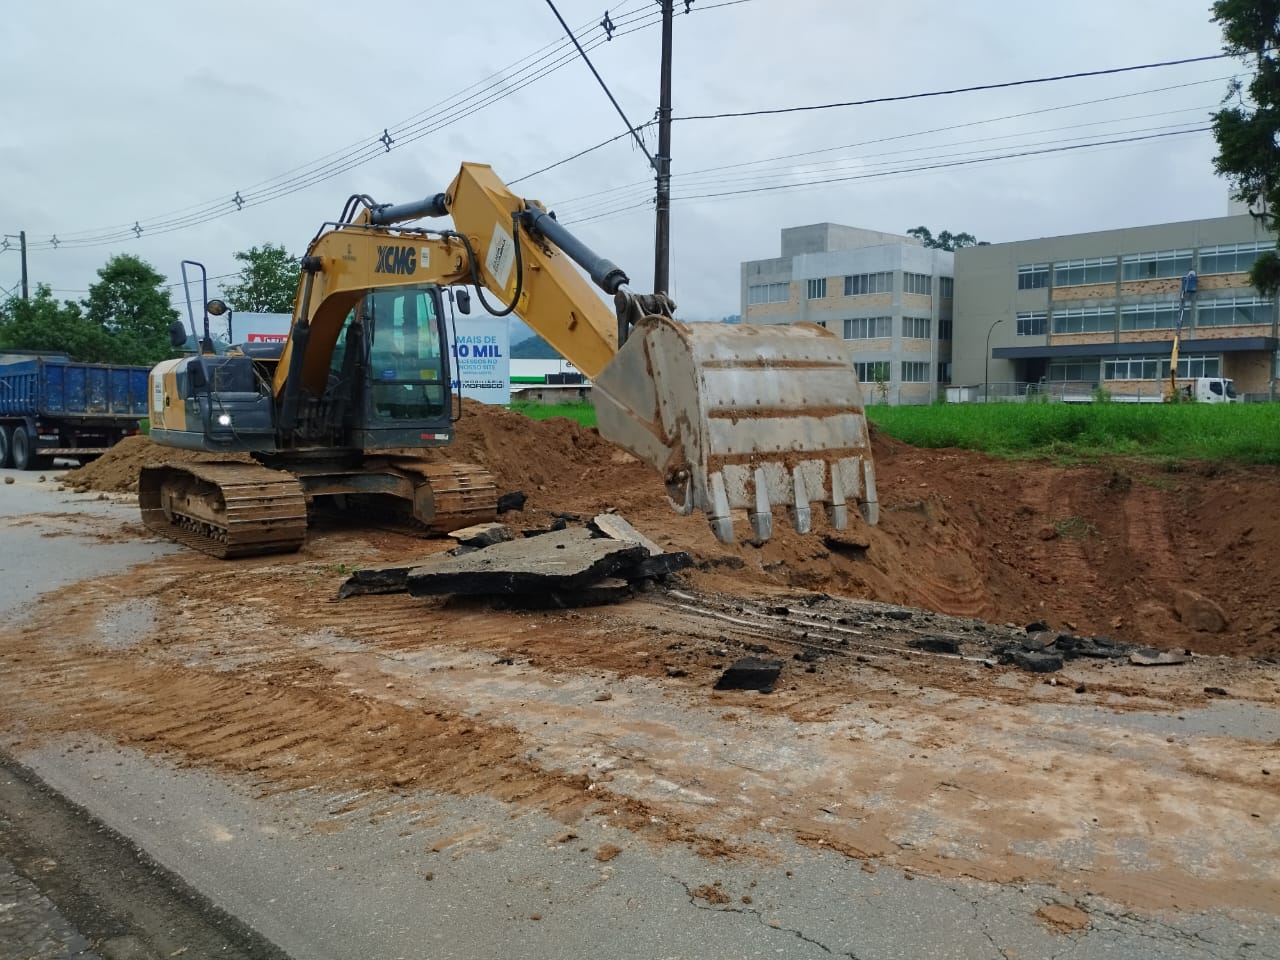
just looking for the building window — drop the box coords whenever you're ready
[938,319,953,340]
[1104,357,1161,380]
[902,316,931,339]
[903,272,932,296]
[1165,354,1221,378]
[939,276,955,299]
[900,361,930,383]
[937,361,952,384]
[1053,257,1117,287]
[1119,303,1179,330]
[842,316,892,339]
[844,272,893,296]
[854,361,891,384]
[1121,249,1194,281]
[1052,306,1115,334]
[747,282,789,305]
[1017,263,1050,289]
[1198,295,1274,327]
[1048,359,1101,382]
[1199,241,1270,275]
[806,278,827,299]
[1016,311,1048,336]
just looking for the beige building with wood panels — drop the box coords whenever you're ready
[740,223,955,405]
[952,213,1279,401]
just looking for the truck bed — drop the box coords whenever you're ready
[0,355,150,419]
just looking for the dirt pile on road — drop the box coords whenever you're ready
[60,436,252,493]
[416,399,639,499]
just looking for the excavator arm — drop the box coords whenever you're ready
[271,162,879,543]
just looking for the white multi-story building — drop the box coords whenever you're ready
[740,223,954,404]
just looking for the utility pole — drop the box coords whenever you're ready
[653,0,674,295]
[19,230,29,300]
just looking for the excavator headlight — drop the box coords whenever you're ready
[217,414,233,427]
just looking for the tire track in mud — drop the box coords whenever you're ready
[0,582,741,861]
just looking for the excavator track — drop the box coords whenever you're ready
[139,461,309,559]
[380,459,498,534]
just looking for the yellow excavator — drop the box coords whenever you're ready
[142,162,879,557]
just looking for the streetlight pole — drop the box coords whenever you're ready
[984,317,1006,403]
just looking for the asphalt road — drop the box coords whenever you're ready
[1,467,1277,960]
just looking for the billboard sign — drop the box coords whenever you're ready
[448,317,511,405]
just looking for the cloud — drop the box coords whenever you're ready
[0,0,1235,320]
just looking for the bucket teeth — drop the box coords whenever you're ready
[708,471,735,544]
[788,465,812,535]
[826,468,848,530]
[748,466,773,544]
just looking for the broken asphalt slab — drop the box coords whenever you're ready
[713,657,783,692]
[405,527,649,597]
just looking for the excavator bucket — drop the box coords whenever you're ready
[591,318,879,544]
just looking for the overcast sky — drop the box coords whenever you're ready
[0,0,1240,325]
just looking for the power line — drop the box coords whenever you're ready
[549,98,1222,220]
[17,3,669,251]
[544,0,655,169]
[560,127,1212,227]
[676,54,1232,121]
[674,128,1211,201]
[511,72,1232,198]
[509,127,651,186]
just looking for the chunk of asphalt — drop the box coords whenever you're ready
[496,491,527,514]
[1021,632,1055,652]
[619,551,693,581]
[510,578,634,609]
[908,636,962,655]
[1010,649,1064,673]
[336,564,412,599]
[1129,648,1190,667]
[448,522,515,548]
[405,527,648,597]
[713,657,783,692]
[1025,620,1050,633]
[590,513,664,556]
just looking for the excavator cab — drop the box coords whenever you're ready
[334,284,453,449]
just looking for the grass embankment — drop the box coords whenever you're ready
[866,403,1280,465]
[507,399,1280,465]
[509,400,597,428]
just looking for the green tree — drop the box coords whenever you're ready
[1211,0,1280,293]
[906,226,986,251]
[0,285,108,360]
[81,254,179,366]
[222,243,299,313]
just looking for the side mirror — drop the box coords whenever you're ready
[169,319,190,349]
[455,288,472,315]
[188,360,208,391]
[206,299,229,317]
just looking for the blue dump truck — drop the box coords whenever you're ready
[0,353,150,470]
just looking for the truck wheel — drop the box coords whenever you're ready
[0,425,12,469]
[11,426,50,471]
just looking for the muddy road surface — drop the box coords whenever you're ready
[1,450,1279,959]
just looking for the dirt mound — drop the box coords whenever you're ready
[415,400,636,498]
[57,403,1280,658]
[60,436,253,493]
